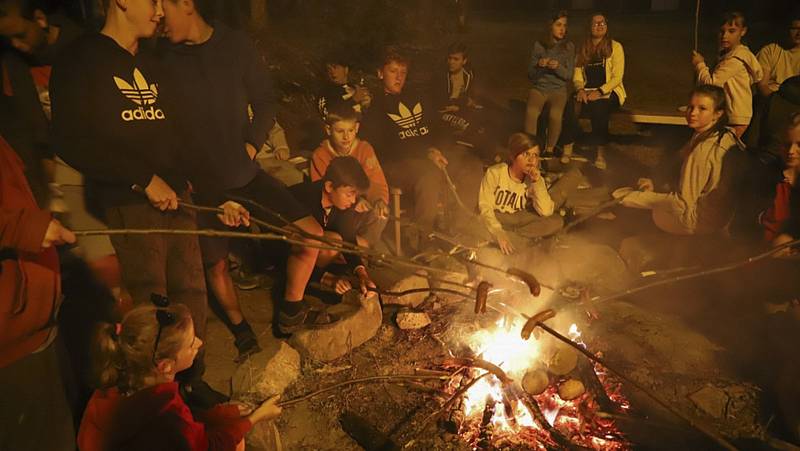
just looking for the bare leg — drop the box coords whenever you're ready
[206,259,244,325]
[284,216,323,302]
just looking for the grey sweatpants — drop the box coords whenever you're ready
[524,86,569,150]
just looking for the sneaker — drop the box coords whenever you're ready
[181,380,229,411]
[231,269,261,291]
[277,305,338,335]
[560,144,573,164]
[594,155,607,170]
[594,146,607,170]
[233,324,262,364]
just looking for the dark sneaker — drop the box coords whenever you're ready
[181,380,229,412]
[277,306,338,335]
[233,326,262,364]
[231,269,261,291]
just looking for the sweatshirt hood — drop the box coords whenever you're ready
[726,45,763,84]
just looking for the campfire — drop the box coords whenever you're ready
[435,289,632,450]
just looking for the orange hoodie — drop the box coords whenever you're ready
[310,139,390,205]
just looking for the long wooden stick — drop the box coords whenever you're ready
[589,237,800,304]
[276,374,451,408]
[694,0,701,51]
[524,318,738,450]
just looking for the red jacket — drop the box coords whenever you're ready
[78,382,252,451]
[0,134,60,368]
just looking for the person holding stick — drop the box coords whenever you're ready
[78,303,281,451]
[692,11,762,138]
[50,0,227,409]
[619,85,743,235]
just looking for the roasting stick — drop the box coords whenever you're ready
[480,301,738,450]
[274,374,451,408]
[588,237,800,305]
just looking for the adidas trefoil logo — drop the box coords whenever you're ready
[387,102,428,139]
[114,68,165,122]
[387,102,423,129]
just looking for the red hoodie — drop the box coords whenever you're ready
[0,134,60,368]
[78,382,252,451]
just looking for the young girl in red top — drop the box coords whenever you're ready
[761,113,800,254]
[78,303,281,451]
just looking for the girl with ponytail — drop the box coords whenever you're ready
[78,303,281,451]
[619,85,743,235]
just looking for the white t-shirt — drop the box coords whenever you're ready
[478,163,554,238]
[757,43,800,93]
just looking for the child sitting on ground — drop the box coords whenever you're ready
[78,303,281,451]
[620,85,743,235]
[478,133,582,254]
[291,156,377,295]
[311,105,389,247]
[692,11,763,138]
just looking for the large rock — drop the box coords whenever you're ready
[370,266,429,307]
[232,340,301,401]
[689,385,730,419]
[289,291,382,362]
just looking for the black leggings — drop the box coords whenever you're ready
[577,92,620,146]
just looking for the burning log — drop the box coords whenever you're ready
[547,344,579,376]
[509,385,585,451]
[558,379,586,401]
[403,372,491,449]
[519,318,740,450]
[476,394,496,449]
[576,358,619,414]
[521,369,550,395]
[436,357,513,385]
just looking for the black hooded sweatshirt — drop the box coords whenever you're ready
[156,23,277,195]
[50,33,185,209]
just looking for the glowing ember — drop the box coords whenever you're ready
[455,315,631,450]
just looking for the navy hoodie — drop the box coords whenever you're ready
[157,23,277,194]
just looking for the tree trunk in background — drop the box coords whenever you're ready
[250,0,268,30]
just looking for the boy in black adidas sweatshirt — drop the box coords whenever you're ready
[361,47,483,249]
[50,0,223,408]
[158,0,330,338]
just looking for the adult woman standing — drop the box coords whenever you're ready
[574,12,626,170]
[524,11,574,159]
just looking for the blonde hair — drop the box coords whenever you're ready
[91,304,193,393]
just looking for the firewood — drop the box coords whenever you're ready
[547,345,578,376]
[558,379,586,401]
[522,369,550,395]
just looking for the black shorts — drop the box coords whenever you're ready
[197,172,310,265]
